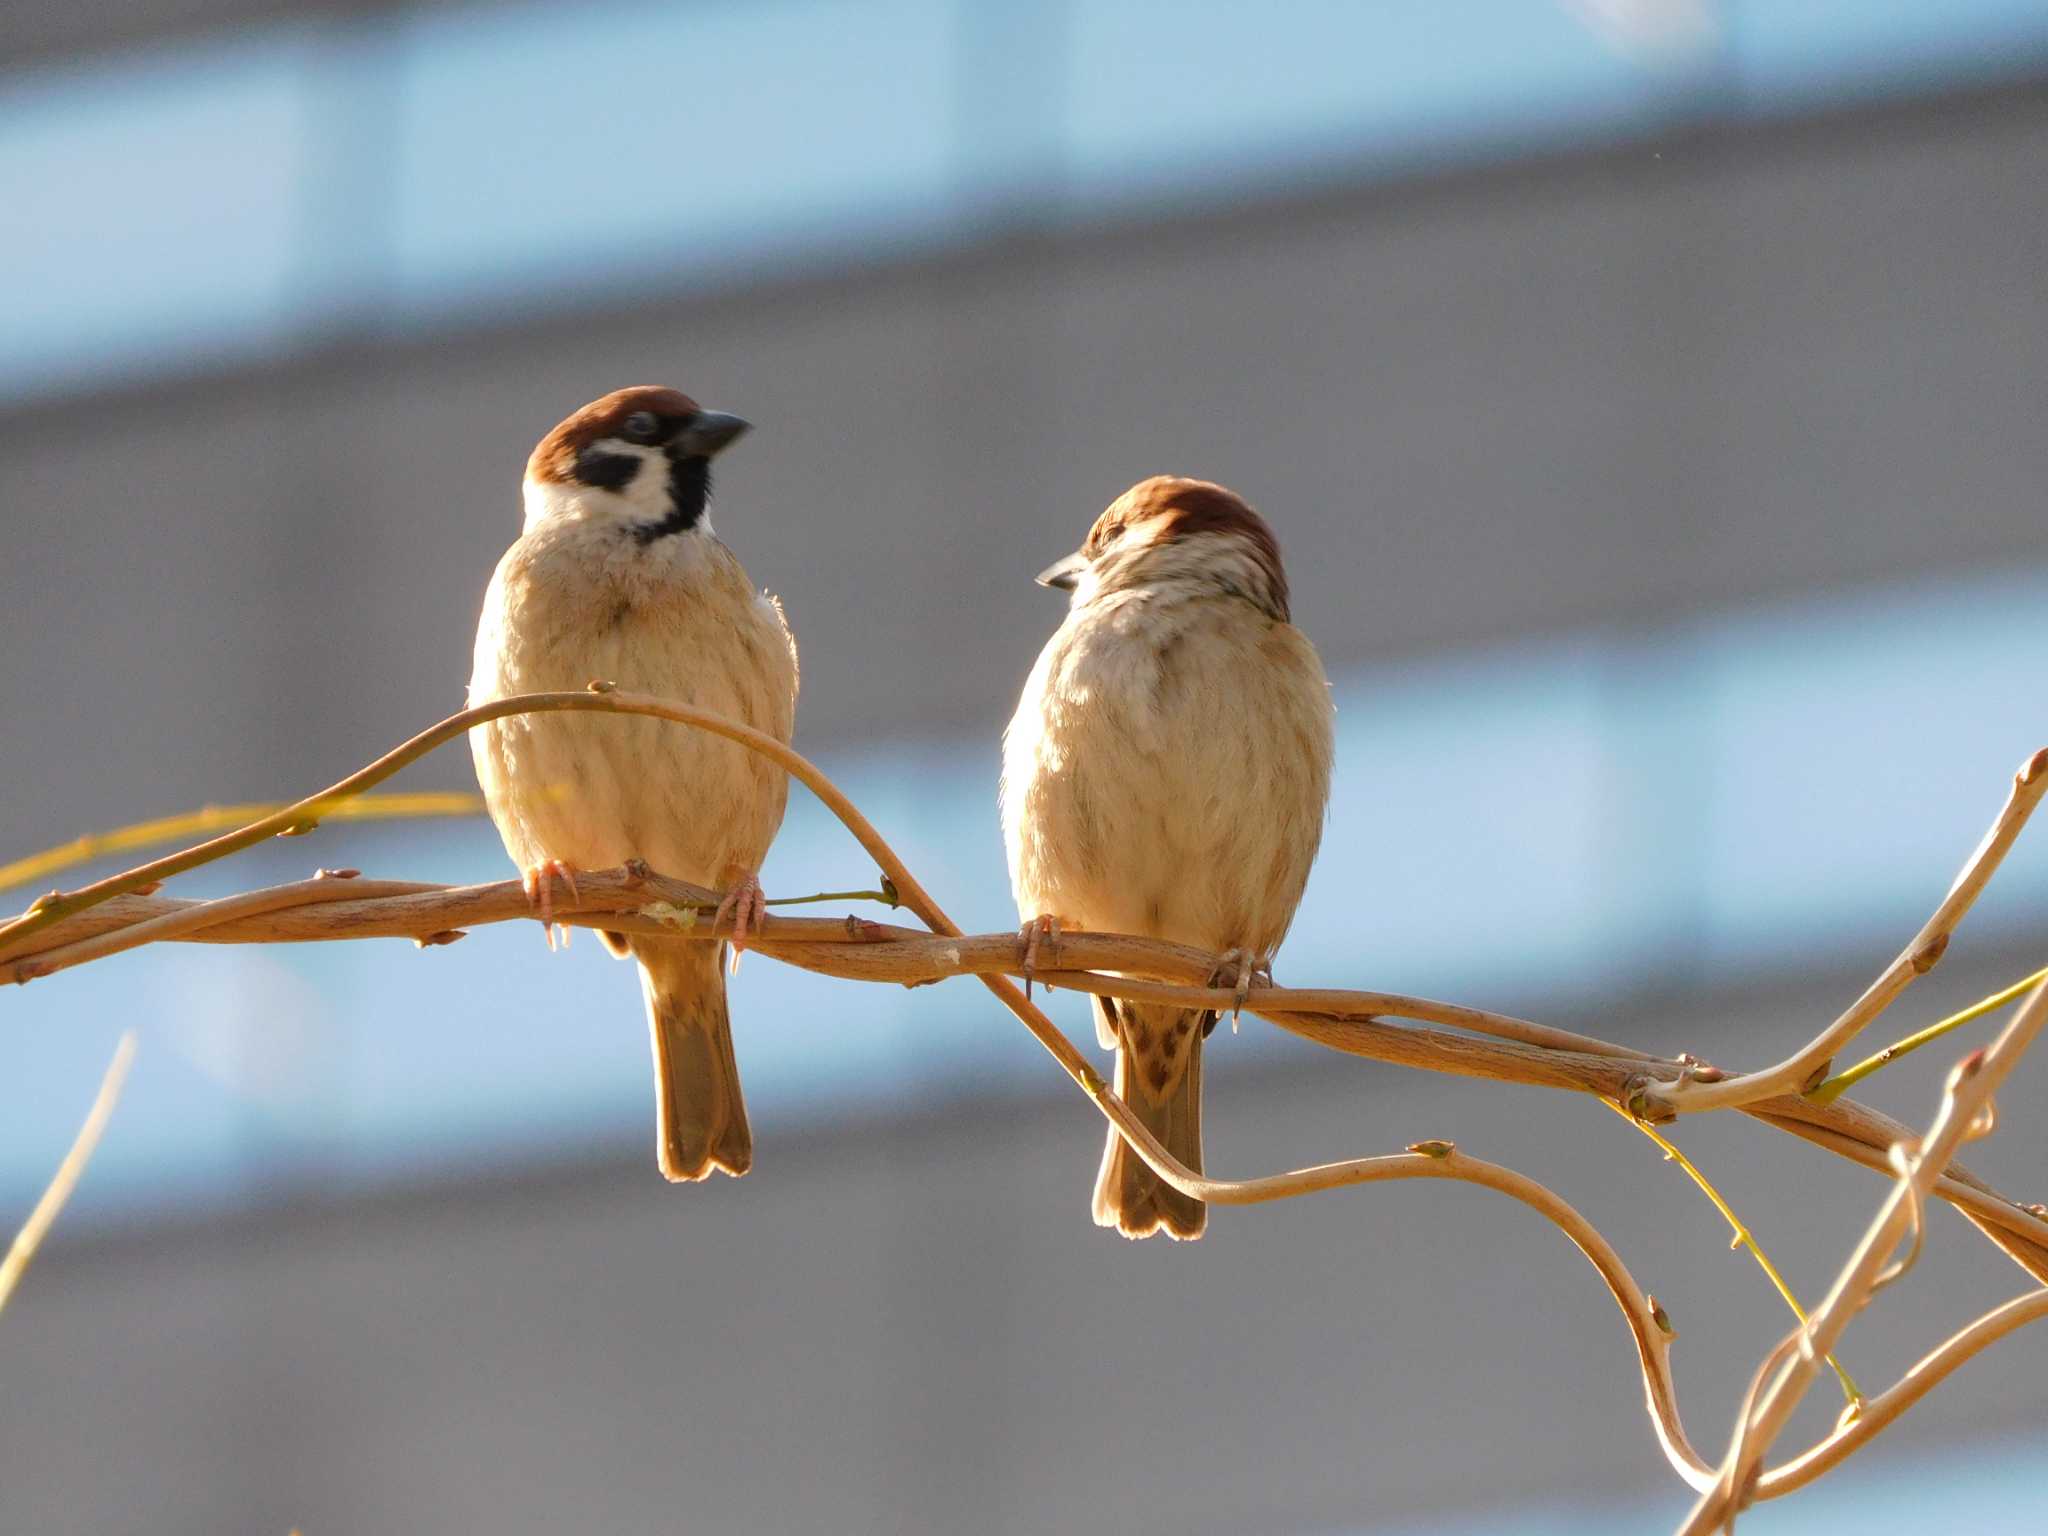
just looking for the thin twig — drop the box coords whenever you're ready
[1189,1136,1722,1494]
[5,692,2046,1520]
[1755,1287,2048,1497]
[1809,962,2048,1104]
[3,876,438,981]
[10,876,2048,1263]
[1605,1101,1860,1409]
[0,792,482,896]
[0,689,847,954]
[1750,1108,2048,1286]
[0,1032,137,1318]
[1676,973,2048,1534]
[1643,747,2048,1119]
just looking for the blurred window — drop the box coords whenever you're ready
[0,31,317,399]
[2,0,2046,403]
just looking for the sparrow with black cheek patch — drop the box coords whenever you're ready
[1001,476,1334,1239]
[469,385,799,1181]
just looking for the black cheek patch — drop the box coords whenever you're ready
[632,457,710,545]
[575,448,640,490]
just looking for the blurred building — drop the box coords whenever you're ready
[3,3,2047,1531]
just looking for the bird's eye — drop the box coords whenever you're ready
[622,411,662,443]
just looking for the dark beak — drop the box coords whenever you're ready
[1036,551,1088,592]
[675,410,750,458]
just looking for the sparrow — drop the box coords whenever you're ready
[468,385,799,1181]
[1001,476,1334,1239]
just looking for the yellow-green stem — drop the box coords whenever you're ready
[0,792,484,896]
[1808,965,2048,1104]
[1606,1100,1862,1411]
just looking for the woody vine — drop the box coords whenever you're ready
[3,687,2045,1534]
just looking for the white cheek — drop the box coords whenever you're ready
[587,438,671,522]
[521,439,666,531]
[521,480,578,530]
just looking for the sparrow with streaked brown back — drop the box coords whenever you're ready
[1001,476,1334,1239]
[468,385,798,1181]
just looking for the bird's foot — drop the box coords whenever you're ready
[521,859,582,950]
[1017,914,1062,1000]
[714,869,768,975]
[1208,947,1272,1031]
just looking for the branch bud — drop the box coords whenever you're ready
[1647,1295,1676,1337]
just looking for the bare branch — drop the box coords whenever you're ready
[1677,974,2048,1534]
[10,870,2048,1264]
[6,690,2046,1524]
[1641,747,2048,1119]
[1756,1287,2048,1497]
[0,1032,136,1317]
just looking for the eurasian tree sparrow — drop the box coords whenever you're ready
[469,386,799,1181]
[1001,477,1334,1239]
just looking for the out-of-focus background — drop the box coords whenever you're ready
[4,2,2047,1530]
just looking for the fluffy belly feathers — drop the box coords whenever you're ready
[1003,600,1332,957]
[469,537,796,888]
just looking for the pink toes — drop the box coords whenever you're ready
[715,870,769,974]
[1018,914,1061,999]
[522,859,581,950]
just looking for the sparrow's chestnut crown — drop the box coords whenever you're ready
[521,385,752,544]
[1039,475,1291,621]
[526,385,750,487]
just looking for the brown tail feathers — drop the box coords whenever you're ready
[635,937,752,1181]
[1092,996,1209,1240]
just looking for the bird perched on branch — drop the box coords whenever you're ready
[468,385,798,1181]
[1002,476,1334,1239]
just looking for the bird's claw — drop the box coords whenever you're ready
[715,870,768,975]
[1018,914,1060,1000]
[1208,947,1269,1031]
[521,859,581,950]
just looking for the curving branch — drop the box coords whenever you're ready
[1677,973,2048,1534]
[5,690,2046,1530]
[0,1032,136,1318]
[1639,746,2048,1119]
[1754,1286,2048,1497]
[1199,1136,1722,1494]
[12,868,2046,1272]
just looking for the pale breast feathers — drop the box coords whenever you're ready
[468,524,797,884]
[1004,595,1331,954]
